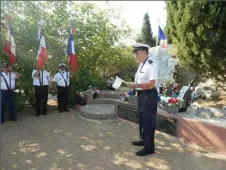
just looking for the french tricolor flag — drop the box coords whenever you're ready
[37,23,48,69]
[67,25,77,72]
[2,16,16,65]
[158,26,167,48]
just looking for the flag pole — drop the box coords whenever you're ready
[36,21,41,70]
[67,19,71,68]
[156,19,160,47]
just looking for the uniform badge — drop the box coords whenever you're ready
[148,60,153,64]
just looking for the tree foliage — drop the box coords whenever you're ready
[136,12,156,47]
[165,1,226,81]
[0,1,137,109]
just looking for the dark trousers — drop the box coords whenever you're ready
[57,86,69,111]
[35,86,48,115]
[138,100,144,141]
[138,88,158,151]
[1,90,16,122]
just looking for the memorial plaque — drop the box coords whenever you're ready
[177,86,190,99]
[118,104,139,123]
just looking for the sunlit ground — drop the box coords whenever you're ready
[1,108,226,170]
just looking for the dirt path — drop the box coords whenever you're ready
[1,108,226,170]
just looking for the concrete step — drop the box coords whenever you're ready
[79,104,116,120]
[97,91,121,99]
[88,98,122,105]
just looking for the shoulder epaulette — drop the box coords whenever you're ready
[148,60,153,64]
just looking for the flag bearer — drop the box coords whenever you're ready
[53,63,70,113]
[126,43,159,156]
[32,65,50,117]
[1,63,20,124]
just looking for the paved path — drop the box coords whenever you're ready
[1,108,226,170]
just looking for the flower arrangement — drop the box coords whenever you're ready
[128,89,137,98]
[119,90,137,102]
[160,81,181,97]
[159,96,184,108]
[86,86,100,99]
[86,86,93,94]
[86,86,100,94]
[120,92,129,101]
[167,97,180,107]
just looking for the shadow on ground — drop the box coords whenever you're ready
[1,108,226,170]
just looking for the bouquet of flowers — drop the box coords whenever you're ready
[167,97,181,107]
[120,92,129,101]
[128,89,137,98]
[160,81,181,97]
[86,86,100,99]
[86,86,94,94]
[159,96,184,108]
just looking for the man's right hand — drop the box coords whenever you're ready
[53,83,58,92]
[34,70,40,78]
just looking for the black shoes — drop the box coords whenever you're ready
[1,118,17,124]
[136,148,155,156]
[132,140,155,156]
[10,118,17,121]
[59,108,69,113]
[36,112,47,116]
[132,140,144,146]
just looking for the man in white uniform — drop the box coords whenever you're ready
[1,63,20,124]
[32,65,50,117]
[54,63,70,113]
[126,43,159,156]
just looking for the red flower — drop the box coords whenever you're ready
[175,84,180,89]
[172,98,176,103]
[168,98,175,103]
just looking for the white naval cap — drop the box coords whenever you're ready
[1,62,9,68]
[58,63,66,67]
[132,43,150,53]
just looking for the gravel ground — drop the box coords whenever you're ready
[1,108,226,170]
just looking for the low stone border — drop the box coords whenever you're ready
[196,107,226,119]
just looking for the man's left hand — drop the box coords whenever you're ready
[15,72,21,78]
